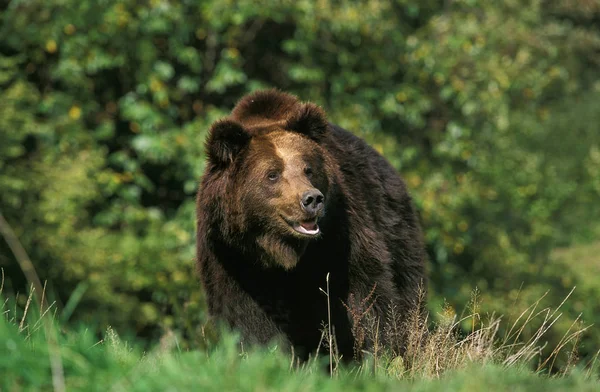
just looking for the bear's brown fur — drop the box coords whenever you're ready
[197,89,426,361]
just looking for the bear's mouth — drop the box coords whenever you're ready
[282,216,320,236]
[293,219,320,236]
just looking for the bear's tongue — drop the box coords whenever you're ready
[300,221,317,231]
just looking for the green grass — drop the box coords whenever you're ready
[2,292,599,392]
[1,317,598,392]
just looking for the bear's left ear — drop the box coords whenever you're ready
[205,119,251,167]
[286,103,328,142]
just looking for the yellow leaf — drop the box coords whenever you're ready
[396,92,408,103]
[150,77,163,92]
[453,242,464,254]
[195,29,207,40]
[68,105,82,120]
[64,24,76,35]
[408,174,422,188]
[227,48,240,58]
[45,40,57,53]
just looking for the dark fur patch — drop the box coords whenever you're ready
[206,119,250,167]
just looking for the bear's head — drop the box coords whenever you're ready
[203,90,336,269]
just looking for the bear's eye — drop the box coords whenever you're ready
[304,166,313,177]
[267,171,280,182]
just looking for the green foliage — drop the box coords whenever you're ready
[1,0,599,369]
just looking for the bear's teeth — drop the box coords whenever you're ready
[293,223,320,235]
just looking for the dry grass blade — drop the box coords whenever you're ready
[31,301,58,334]
[585,349,600,379]
[319,272,334,375]
[342,283,378,361]
[501,291,549,356]
[503,310,554,367]
[0,213,47,311]
[539,314,591,373]
[548,287,577,320]
[0,211,65,392]
[40,280,47,313]
[18,285,34,332]
[366,287,592,381]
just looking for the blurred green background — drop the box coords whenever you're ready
[1,0,599,368]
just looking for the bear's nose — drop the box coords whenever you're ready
[301,189,324,215]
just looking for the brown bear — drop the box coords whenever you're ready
[196,89,426,361]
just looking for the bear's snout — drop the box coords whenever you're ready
[300,189,324,215]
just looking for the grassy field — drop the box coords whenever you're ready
[1,316,599,392]
[2,283,599,392]
[2,234,599,391]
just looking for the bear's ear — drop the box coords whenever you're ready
[285,103,328,142]
[205,120,251,167]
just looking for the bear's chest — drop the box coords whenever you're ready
[246,267,352,355]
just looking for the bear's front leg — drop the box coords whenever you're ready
[201,260,286,350]
[217,285,286,347]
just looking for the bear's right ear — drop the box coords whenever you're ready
[205,120,251,167]
[286,103,328,142]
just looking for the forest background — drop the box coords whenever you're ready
[1,0,600,375]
